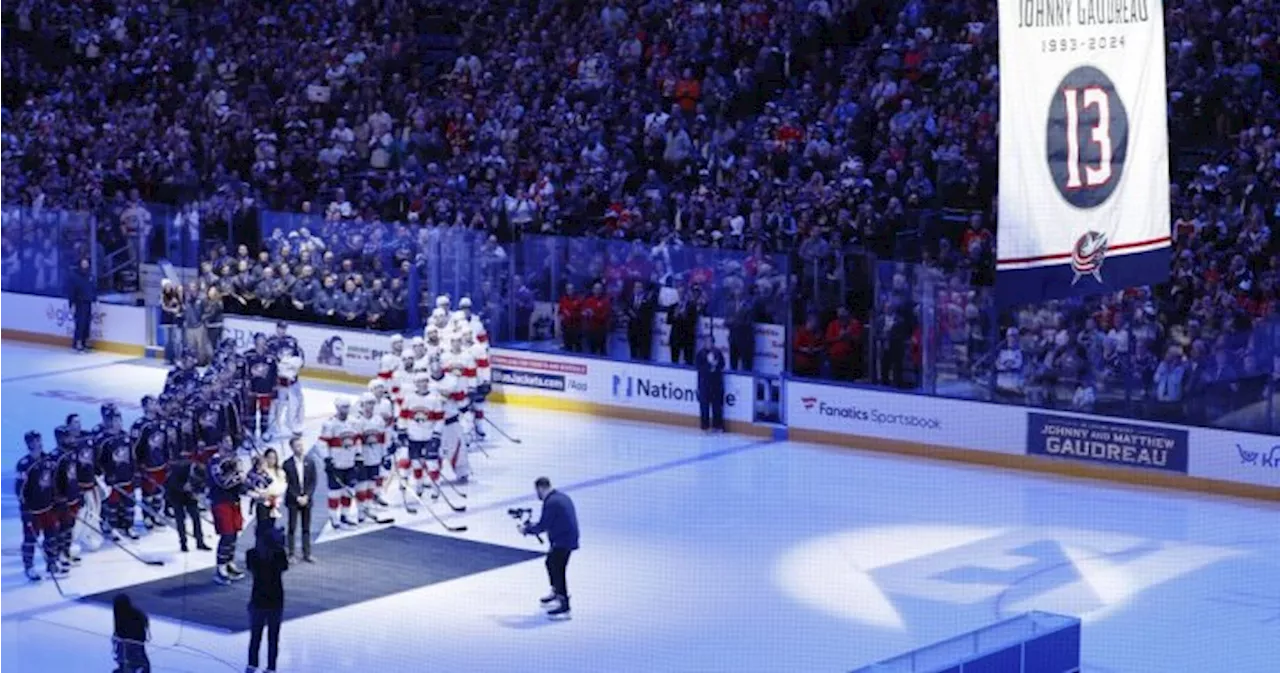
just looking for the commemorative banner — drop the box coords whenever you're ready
[1027,412,1188,473]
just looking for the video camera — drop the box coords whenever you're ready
[507,508,542,543]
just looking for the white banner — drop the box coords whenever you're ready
[221,316,393,379]
[996,0,1170,304]
[787,380,1027,456]
[491,348,755,422]
[1,292,147,345]
[1189,427,1280,490]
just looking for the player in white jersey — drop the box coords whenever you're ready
[391,353,416,409]
[430,307,451,337]
[353,394,393,523]
[376,353,399,407]
[367,378,397,505]
[458,296,486,337]
[410,336,427,364]
[435,294,451,316]
[433,347,473,483]
[388,333,405,360]
[316,398,360,529]
[272,345,305,438]
[398,372,445,511]
[467,325,492,439]
[424,325,444,365]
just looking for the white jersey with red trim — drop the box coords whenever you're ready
[445,349,477,393]
[400,389,445,441]
[391,367,415,414]
[468,342,491,385]
[317,415,360,469]
[375,396,396,435]
[428,371,466,418]
[277,353,303,387]
[377,355,399,400]
[355,408,388,464]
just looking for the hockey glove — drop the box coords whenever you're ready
[381,455,394,471]
[397,431,410,448]
[426,436,441,453]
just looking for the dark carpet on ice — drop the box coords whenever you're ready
[80,526,543,632]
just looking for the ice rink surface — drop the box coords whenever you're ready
[2,341,1278,673]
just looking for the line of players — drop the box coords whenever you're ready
[13,324,304,583]
[14,297,493,584]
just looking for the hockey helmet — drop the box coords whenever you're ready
[425,325,440,341]
[390,333,405,344]
[101,402,120,420]
[24,430,42,447]
[413,371,433,387]
[358,392,376,406]
[334,397,352,413]
[379,353,399,372]
[459,296,472,309]
[431,307,447,320]
[368,378,387,393]
[435,294,450,309]
[411,336,425,347]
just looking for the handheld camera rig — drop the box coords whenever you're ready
[508,507,543,543]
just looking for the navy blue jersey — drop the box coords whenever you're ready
[176,410,198,460]
[131,417,169,470]
[54,450,83,504]
[197,401,227,449]
[165,366,198,394]
[267,335,302,362]
[245,350,279,395]
[209,454,246,505]
[73,430,102,488]
[16,453,58,513]
[97,430,134,484]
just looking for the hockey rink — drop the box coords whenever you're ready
[2,341,1278,673]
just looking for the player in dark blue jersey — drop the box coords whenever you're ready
[16,431,65,581]
[52,429,85,567]
[101,401,140,540]
[244,334,279,443]
[131,396,170,530]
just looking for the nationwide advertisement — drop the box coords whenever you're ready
[786,380,1027,455]
[491,348,753,423]
[1,292,147,346]
[1027,413,1189,474]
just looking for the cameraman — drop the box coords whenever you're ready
[521,477,579,619]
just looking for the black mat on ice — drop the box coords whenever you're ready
[80,527,543,632]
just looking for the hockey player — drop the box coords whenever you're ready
[429,353,473,484]
[165,351,199,393]
[399,371,445,512]
[430,307,451,339]
[367,379,397,507]
[196,391,229,465]
[376,353,400,409]
[266,321,301,361]
[458,296,486,336]
[77,404,120,549]
[273,344,305,438]
[99,402,138,540]
[53,427,85,567]
[354,394,393,523]
[16,431,66,581]
[469,325,493,439]
[388,333,405,361]
[410,336,428,369]
[244,334,279,443]
[131,396,170,530]
[424,325,444,365]
[209,443,248,584]
[317,398,360,529]
[392,353,417,409]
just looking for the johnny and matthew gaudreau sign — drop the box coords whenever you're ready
[1027,413,1189,473]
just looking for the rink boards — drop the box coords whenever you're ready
[2,291,1276,500]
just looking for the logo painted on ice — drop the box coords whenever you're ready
[1070,230,1108,285]
[1236,444,1280,469]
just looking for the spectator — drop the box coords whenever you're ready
[582,282,612,355]
[558,283,584,353]
[725,286,759,372]
[793,314,824,378]
[625,280,658,361]
[668,286,703,366]
[696,335,727,433]
[183,281,207,364]
[995,328,1026,400]
[825,307,864,381]
[112,593,149,673]
[246,527,288,673]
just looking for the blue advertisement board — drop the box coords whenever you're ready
[1027,413,1189,474]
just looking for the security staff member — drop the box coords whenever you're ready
[521,477,579,619]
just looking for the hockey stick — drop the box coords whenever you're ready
[484,416,522,444]
[77,514,165,567]
[111,485,176,530]
[404,487,467,533]
[428,472,466,512]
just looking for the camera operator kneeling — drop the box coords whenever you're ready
[521,477,579,619]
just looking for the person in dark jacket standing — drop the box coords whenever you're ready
[667,285,703,365]
[246,526,289,673]
[67,257,96,352]
[522,477,579,619]
[696,335,727,432]
[725,287,758,372]
[112,592,150,673]
[625,280,657,361]
[165,460,211,553]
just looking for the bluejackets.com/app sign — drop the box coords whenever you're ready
[1028,413,1189,473]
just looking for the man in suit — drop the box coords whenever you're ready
[725,287,758,372]
[522,477,579,619]
[165,460,211,553]
[696,335,727,432]
[667,285,703,365]
[282,437,317,562]
[625,280,657,361]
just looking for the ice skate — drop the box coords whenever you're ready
[227,562,246,580]
[340,515,359,529]
[63,550,82,566]
[124,528,140,540]
[539,590,559,607]
[24,567,42,582]
[47,564,69,579]
[546,596,571,619]
[213,565,233,585]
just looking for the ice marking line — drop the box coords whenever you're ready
[0,358,140,383]
[419,438,781,522]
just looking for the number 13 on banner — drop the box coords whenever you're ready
[1047,65,1130,210]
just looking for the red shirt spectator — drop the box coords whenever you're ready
[824,310,863,379]
[674,70,701,112]
[558,293,583,331]
[793,316,824,377]
[582,292,612,332]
